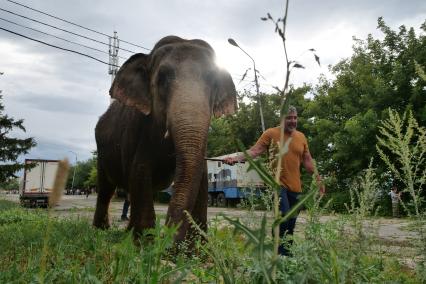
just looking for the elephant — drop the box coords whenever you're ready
[92,35,237,244]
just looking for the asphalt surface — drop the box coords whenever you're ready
[0,193,260,221]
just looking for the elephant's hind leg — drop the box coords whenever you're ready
[93,165,115,229]
[127,164,156,238]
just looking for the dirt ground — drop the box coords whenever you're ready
[1,193,423,268]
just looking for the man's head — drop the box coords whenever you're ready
[283,105,298,133]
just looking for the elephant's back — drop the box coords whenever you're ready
[95,101,145,143]
[95,102,147,184]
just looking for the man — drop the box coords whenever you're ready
[389,183,401,217]
[224,106,325,255]
[121,194,130,221]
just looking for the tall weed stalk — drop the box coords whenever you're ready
[39,159,69,283]
[376,108,426,280]
[376,109,425,216]
[261,3,321,279]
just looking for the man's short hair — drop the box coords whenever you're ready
[286,105,297,114]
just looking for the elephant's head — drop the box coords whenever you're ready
[110,35,237,134]
[109,36,237,239]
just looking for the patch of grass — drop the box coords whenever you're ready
[0,197,422,282]
[0,205,185,283]
[0,199,19,211]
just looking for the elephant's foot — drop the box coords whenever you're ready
[93,200,111,229]
[92,213,110,229]
[167,236,205,260]
[170,212,207,244]
[127,220,156,243]
[188,222,207,244]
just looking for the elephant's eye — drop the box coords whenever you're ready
[203,70,215,83]
[158,66,175,84]
[157,65,175,98]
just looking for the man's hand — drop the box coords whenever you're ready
[316,175,325,196]
[223,156,240,165]
[223,145,266,166]
[319,184,326,196]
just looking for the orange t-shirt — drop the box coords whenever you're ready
[255,127,309,192]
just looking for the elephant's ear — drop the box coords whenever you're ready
[110,53,151,115]
[212,70,238,117]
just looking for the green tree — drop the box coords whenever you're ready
[83,166,97,189]
[0,95,36,182]
[84,152,98,190]
[0,177,19,192]
[207,117,234,157]
[67,156,96,190]
[305,18,426,190]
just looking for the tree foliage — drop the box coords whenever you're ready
[0,178,19,192]
[302,18,426,190]
[66,153,96,190]
[0,95,36,182]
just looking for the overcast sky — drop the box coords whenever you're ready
[0,0,425,172]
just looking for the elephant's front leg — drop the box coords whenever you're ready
[127,162,156,238]
[189,164,208,237]
[93,164,116,229]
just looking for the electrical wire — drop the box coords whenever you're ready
[0,27,120,67]
[6,0,151,51]
[0,8,139,54]
[0,17,127,60]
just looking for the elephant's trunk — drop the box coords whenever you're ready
[166,81,211,240]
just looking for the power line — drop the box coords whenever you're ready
[0,27,120,67]
[7,0,110,37]
[0,17,127,60]
[0,8,108,46]
[120,38,151,51]
[0,8,138,54]
[6,0,151,51]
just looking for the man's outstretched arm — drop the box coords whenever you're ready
[223,144,267,165]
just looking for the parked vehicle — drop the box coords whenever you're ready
[155,156,266,207]
[19,159,60,207]
[207,155,265,207]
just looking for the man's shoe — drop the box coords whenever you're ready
[121,216,129,221]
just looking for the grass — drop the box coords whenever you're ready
[0,198,423,283]
[0,199,187,283]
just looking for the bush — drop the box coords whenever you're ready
[321,190,351,213]
[0,199,18,211]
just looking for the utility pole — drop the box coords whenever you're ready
[108,31,119,84]
[0,72,3,95]
[68,151,77,194]
[108,31,119,103]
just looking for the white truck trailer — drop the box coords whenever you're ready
[20,159,60,207]
[207,154,265,207]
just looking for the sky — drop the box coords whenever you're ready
[0,0,425,173]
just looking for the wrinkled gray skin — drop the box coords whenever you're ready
[93,36,237,243]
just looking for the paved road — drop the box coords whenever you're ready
[0,193,260,221]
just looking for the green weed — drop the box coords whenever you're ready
[377,108,426,282]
